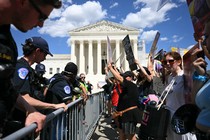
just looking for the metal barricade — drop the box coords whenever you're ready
[2,90,105,140]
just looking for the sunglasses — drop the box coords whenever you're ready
[28,0,48,22]
[81,77,86,79]
[162,59,175,65]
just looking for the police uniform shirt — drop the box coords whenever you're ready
[12,58,33,95]
[48,73,73,103]
[0,25,19,124]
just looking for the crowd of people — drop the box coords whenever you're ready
[100,47,210,140]
[0,0,210,139]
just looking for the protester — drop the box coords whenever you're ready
[134,59,155,98]
[0,0,62,134]
[162,51,197,140]
[101,67,115,118]
[7,37,67,136]
[192,20,210,135]
[107,62,142,140]
[111,77,122,129]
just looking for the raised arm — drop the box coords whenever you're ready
[107,62,123,83]
[135,59,153,82]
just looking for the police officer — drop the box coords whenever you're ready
[44,62,88,140]
[6,37,67,136]
[0,26,18,128]
[33,63,49,101]
[0,0,62,134]
[45,62,87,107]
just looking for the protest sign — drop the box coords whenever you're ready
[107,36,113,63]
[149,32,160,59]
[186,0,210,39]
[157,0,171,11]
[122,35,138,71]
[183,44,199,103]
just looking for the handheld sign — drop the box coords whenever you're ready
[186,0,210,39]
[157,0,171,12]
[183,44,199,103]
[107,36,113,63]
[106,36,114,78]
[122,35,138,71]
[149,32,160,59]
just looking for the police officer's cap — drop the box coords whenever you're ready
[64,62,78,75]
[35,63,46,72]
[24,37,53,57]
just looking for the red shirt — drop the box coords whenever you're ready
[111,83,122,106]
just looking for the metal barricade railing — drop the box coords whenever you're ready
[2,90,105,140]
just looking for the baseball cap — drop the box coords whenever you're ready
[35,63,46,72]
[137,67,151,75]
[25,37,53,56]
[123,71,134,79]
[64,62,78,75]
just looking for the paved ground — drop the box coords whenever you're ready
[90,114,119,140]
[90,114,140,140]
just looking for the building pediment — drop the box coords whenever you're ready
[70,20,139,33]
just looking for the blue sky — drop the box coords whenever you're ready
[12,0,197,57]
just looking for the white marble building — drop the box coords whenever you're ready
[39,20,148,91]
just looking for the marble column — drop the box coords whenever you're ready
[88,40,93,74]
[97,40,101,75]
[70,40,76,63]
[79,40,85,73]
[133,39,138,59]
[115,40,120,67]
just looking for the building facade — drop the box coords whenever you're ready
[40,20,148,90]
[70,20,141,74]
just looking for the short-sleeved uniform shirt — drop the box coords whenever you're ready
[0,25,18,124]
[12,58,34,96]
[11,57,35,123]
[46,73,75,104]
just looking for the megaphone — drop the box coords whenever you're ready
[171,104,200,134]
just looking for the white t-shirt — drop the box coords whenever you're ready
[166,70,197,140]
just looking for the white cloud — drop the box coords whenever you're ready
[110,2,118,9]
[160,37,168,41]
[110,16,116,19]
[38,1,107,37]
[122,0,177,29]
[179,0,186,3]
[176,16,182,22]
[133,0,157,9]
[37,0,181,48]
[140,30,159,43]
[172,35,183,42]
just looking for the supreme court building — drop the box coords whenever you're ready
[41,20,148,90]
